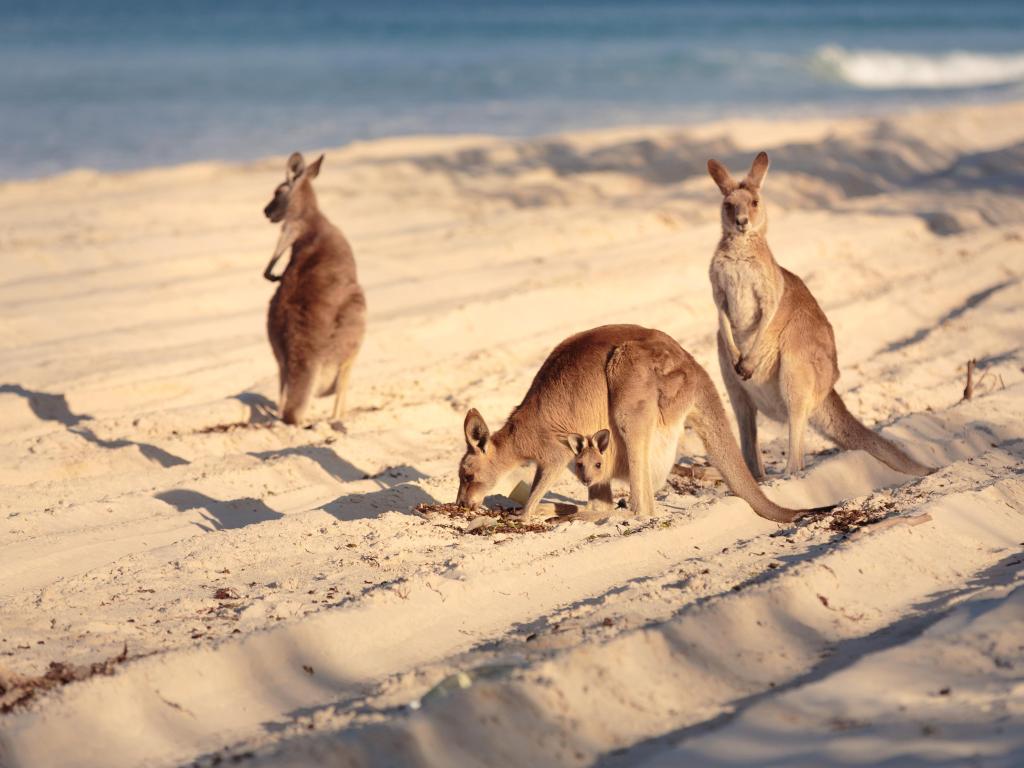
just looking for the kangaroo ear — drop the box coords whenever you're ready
[305,154,325,180]
[286,152,306,184]
[745,151,769,189]
[464,408,490,451]
[707,159,737,195]
[592,429,611,454]
[566,433,586,456]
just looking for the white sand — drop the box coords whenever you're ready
[1,100,1022,767]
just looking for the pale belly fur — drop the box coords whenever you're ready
[648,423,683,492]
[740,376,789,423]
[714,258,790,423]
[606,416,686,491]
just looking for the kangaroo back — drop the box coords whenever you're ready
[688,369,815,523]
[812,390,932,476]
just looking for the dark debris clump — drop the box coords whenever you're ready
[414,503,552,535]
[826,499,898,534]
[0,643,129,714]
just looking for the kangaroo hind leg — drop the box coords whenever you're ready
[330,354,357,427]
[717,333,763,479]
[781,359,816,475]
[607,343,663,517]
[282,359,318,426]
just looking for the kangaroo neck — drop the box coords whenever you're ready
[719,231,783,278]
[489,424,528,472]
[719,230,770,257]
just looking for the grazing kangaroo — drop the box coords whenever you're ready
[706,151,933,478]
[455,324,824,523]
[263,152,366,426]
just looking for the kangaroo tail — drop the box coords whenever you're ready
[690,370,821,523]
[812,390,933,476]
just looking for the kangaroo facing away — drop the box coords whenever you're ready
[706,151,933,478]
[263,152,366,426]
[455,324,825,523]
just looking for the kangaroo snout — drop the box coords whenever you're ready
[455,485,483,511]
[264,200,284,222]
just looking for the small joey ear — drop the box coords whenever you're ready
[745,151,769,189]
[305,154,325,180]
[707,159,737,195]
[592,429,611,454]
[566,433,587,456]
[464,408,490,452]
[286,152,306,184]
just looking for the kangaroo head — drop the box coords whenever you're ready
[455,409,504,510]
[566,429,610,486]
[707,151,769,237]
[263,151,324,224]
[262,152,325,280]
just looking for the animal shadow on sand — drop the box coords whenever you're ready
[157,453,431,529]
[155,489,284,532]
[0,383,188,468]
[231,391,278,425]
[248,445,368,483]
[321,465,435,523]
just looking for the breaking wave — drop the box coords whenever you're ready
[814,46,1024,90]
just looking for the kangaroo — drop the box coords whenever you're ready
[566,429,613,509]
[455,324,824,524]
[263,152,366,426]
[706,151,933,478]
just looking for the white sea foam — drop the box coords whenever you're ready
[815,45,1024,90]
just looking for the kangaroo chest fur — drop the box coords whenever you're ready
[711,249,781,349]
[711,245,790,422]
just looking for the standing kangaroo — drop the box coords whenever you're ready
[455,324,824,523]
[706,151,932,478]
[263,152,366,426]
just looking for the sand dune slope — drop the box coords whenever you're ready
[1,101,1023,767]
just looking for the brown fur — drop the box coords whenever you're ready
[455,324,819,523]
[566,429,611,493]
[707,152,933,477]
[264,152,366,426]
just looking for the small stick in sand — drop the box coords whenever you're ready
[963,359,1005,401]
[963,358,977,401]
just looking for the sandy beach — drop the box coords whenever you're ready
[1,99,1023,767]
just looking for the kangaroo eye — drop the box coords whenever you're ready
[464,473,474,484]
[595,462,602,469]
[751,199,759,208]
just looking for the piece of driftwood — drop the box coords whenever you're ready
[670,463,724,482]
[847,512,932,541]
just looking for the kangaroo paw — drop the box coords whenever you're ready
[734,358,754,380]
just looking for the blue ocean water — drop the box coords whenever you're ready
[2,0,1023,180]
